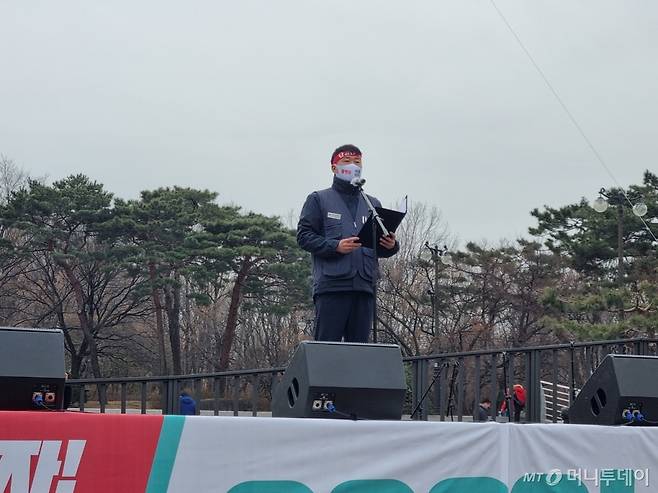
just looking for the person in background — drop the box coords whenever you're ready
[179,390,197,415]
[476,397,492,422]
[500,384,526,422]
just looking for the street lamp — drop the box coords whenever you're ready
[591,188,648,285]
[633,203,649,218]
[593,188,648,217]
[592,195,609,213]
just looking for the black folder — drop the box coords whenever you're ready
[357,207,406,249]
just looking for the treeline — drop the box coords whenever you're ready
[378,171,658,358]
[0,155,657,379]
[0,157,310,378]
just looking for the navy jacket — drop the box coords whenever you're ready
[179,394,197,415]
[297,177,399,296]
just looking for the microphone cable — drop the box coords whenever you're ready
[325,402,368,421]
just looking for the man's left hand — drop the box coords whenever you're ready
[379,233,396,250]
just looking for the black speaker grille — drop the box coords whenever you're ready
[287,377,300,408]
[590,396,600,416]
[597,388,607,407]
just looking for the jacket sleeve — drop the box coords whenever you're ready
[297,192,341,258]
[377,237,400,258]
[371,196,400,259]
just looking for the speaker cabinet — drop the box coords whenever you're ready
[272,341,406,420]
[568,354,658,425]
[0,327,65,411]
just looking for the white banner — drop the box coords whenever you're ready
[167,417,658,492]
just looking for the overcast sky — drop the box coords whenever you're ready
[1,1,657,246]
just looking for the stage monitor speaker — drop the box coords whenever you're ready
[568,354,658,425]
[271,341,406,420]
[0,327,65,411]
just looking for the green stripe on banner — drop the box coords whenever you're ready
[146,415,186,493]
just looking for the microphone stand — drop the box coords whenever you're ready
[410,360,454,420]
[352,180,389,344]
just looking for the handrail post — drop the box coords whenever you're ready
[420,359,428,420]
[569,342,577,402]
[410,359,429,421]
[635,339,649,356]
[164,379,176,415]
[410,360,419,420]
[528,349,542,423]
[472,355,481,422]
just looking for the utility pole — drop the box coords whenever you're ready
[424,242,451,353]
[592,187,650,322]
[592,187,649,286]
[617,203,624,286]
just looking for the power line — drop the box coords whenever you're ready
[489,0,658,243]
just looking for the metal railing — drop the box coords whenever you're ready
[405,337,656,422]
[66,337,657,422]
[67,366,285,416]
[541,380,574,422]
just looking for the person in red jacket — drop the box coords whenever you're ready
[500,384,526,422]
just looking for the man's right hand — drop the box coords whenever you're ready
[336,237,362,254]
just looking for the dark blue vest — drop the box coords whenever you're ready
[312,188,379,294]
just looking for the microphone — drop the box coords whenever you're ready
[350,177,366,188]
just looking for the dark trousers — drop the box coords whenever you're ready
[513,405,523,423]
[314,292,373,343]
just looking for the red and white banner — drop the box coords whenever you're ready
[0,412,163,493]
[2,412,658,492]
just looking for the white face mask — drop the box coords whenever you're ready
[334,163,362,182]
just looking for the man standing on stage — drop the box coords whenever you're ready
[297,144,399,343]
